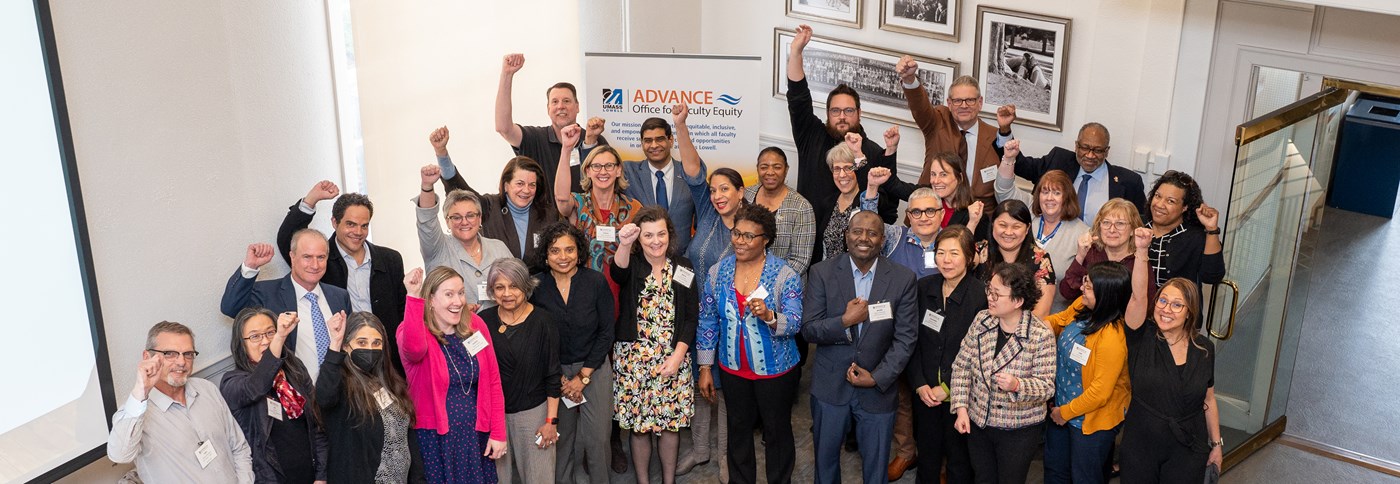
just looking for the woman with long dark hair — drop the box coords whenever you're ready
[976,199,1056,318]
[220,307,328,483]
[318,312,425,483]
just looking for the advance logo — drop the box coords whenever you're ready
[602,89,624,112]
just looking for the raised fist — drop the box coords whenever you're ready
[996,105,1017,130]
[791,25,813,53]
[844,132,863,154]
[429,126,450,156]
[501,53,525,76]
[1197,203,1220,231]
[867,167,891,188]
[672,102,688,126]
[275,311,298,338]
[245,243,275,270]
[404,267,424,296]
[1003,139,1021,160]
[883,125,900,152]
[1133,227,1154,251]
[304,180,339,206]
[617,223,641,246]
[967,200,985,222]
[133,352,163,400]
[896,55,920,85]
[584,117,605,143]
[421,164,441,187]
[560,124,582,148]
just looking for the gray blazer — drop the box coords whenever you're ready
[623,158,694,252]
[801,254,919,413]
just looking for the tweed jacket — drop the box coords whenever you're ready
[950,309,1057,430]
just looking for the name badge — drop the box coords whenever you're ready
[979,165,999,183]
[921,310,944,332]
[570,150,581,167]
[868,301,893,322]
[266,397,284,421]
[673,265,695,288]
[924,251,937,269]
[1070,342,1092,366]
[562,394,587,409]
[463,331,489,356]
[595,225,617,242]
[374,387,393,410]
[195,440,218,469]
[749,284,769,300]
[477,281,491,302]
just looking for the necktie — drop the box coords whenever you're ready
[958,130,970,172]
[305,292,329,365]
[1078,174,1092,220]
[655,170,670,212]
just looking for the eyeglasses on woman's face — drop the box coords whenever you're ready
[1156,297,1187,312]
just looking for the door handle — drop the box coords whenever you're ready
[1206,279,1241,340]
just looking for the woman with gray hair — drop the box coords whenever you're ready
[479,257,562,483]
[417,164,514,309]
[814,137,876,262]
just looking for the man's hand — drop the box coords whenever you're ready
[867,167,891,191]
[584,117,605,146]
[132,352,163,400]
[1197,203,1220,232]
[304,180,339,207]
[421,164,441,190]
[501,53,525,76]
[404,267,424,296]
[245,243,275,270]
[672,102,689,126]
[883,125,900,154]
[1133,227,1154,252]
[560,124,582,149]
[617,223,641,246]
[846,363,876,388]
[840,297,869,328]
[996,105,1017,133]
[896,55,919,85]
[791,24,813,54]
[429,126,450,157]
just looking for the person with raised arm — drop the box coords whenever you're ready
[1058,198,1149,304]
[553,124,642,274]
[490,53,607,193]
[1143,171,1225,299]
[416,166,514,310]
[974,199,1058,318]
[995,140,1091,312]
[995,123,1147,221]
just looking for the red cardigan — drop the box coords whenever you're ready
[397,296,506,441]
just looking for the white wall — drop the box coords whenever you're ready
[350,0,583,263]
[49,0,343,465]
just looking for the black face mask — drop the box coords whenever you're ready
[350,349,383,373]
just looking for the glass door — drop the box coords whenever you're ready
[1210,76,1350,469]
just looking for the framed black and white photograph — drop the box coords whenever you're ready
[774,28,960,127]
[880,0,959,42]
[973,7,1071,131]
[787,0,863,30]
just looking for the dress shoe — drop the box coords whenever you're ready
[887,455,916,481]
[675,450,710,476]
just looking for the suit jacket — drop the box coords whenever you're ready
[219,350,328,483]
[1007,147,1147,213]
[908,273,987,393]
[905,83,1001,208]
[800,254,919,413]
[220,270,353,355]
[442,167,559,267]
[622,159,695,253]
[276,200,408,372]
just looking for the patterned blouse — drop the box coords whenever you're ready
[571,191,642,272]
[975,241,1057,287]
[820,196,866,262]
[744,185,815,275]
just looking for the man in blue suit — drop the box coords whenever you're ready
[622,116,695,253]
[801,211,919,484]
[220,229,351,382]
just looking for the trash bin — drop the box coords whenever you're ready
[1328,95,1400,218]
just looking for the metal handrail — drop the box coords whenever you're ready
[1236,88,1349,146]
[1206,279,1241,340]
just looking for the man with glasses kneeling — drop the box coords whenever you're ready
[109,321,254,483]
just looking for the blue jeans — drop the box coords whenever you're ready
[1044,422,1119,484]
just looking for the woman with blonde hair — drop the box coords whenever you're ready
[1059,198,1150,303]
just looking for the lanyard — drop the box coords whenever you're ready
[1035,218,1062,246]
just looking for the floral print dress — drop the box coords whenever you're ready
[612,261,694,432]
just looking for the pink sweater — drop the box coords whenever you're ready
[397,296,506,441]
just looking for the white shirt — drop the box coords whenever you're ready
[292,279,332,383]
[647,158,676,205]
[337,238,374,313]
[107,378,254,483]
[1075,162,1111,223]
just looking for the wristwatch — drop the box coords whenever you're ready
[547,417,559,425]
[580,375,591,386]
[1210,437,1224,448]
[1205,228,1221,235]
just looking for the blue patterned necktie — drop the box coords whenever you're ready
[305,292,329,365]
[1078,174,1092,221]
[655,170,670,211]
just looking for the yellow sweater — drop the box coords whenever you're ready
[1044,298,1132,434]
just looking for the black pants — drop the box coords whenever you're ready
[1119,423,1207,483]
[967,422,1043,484]
[911,400,973,484]
[719,368,800,484]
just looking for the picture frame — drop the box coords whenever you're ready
[879,0,960,42]
[773,28,960,128]
[973,6,1071,131]
[786,0,863,30]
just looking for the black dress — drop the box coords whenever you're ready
[1119,319,1216,483]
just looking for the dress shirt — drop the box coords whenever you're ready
[292,279,333,383]
[1076,163,1110,223]
[296,199,376,314]
[851,258,878,337]
[107,378,254,484]
[647,159,676,205]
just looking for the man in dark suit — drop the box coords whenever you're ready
[220,233,351,383]
[622,116,695,253]
[1000,122,1147,222]
[801,211,919,484]
[275,181,408,374]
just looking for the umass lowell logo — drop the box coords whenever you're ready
[601,89,624,112]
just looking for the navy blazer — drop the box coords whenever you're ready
[220,270,352,355]
[622,159,695,253]
[800,254,919,413]
[1003,146,1147,214]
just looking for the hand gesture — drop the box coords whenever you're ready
[429,126,450,156]
[617,223,641,246]
[883,125,900,152]
[672,102,688,126]
[993,372,1020,392]
[999,140,1019,179]
[326,310,346,351]
[967,200,985,222]
[843,132,863,154]
[560,124,582,149]
[1050,406,1067,426]
[501,53,525,76]
[133,352,163,400]
[404,268,424,296]
[954,408,971,434]
[697,369,716,402]
[996,104,1017,131]
[484,438,508,460]
[867,167,891,189]
[275,311,299,339]
[896,55,919,85]
[791,24,813,54]
[746,296,773,323]
[420,164,441,188]
[536,422,559,449]
[840,297,869,327]
[846,363,875,388]
[584,117,606,144]
[561,376,584,402]
[327,311,346,339]
[304,180,340,206]
[915,384,946,407]
[1133,227,1154,251]
[245,243,275,270]
[1197,203,1220,232]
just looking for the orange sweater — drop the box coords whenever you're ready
[1043,298,1131,434]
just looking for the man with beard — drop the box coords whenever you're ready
[484,53,608,194]
[895,56,1017,209]
[108,322,253,483]
[621,115,696,253]
[802,212,919,484]
[786,24,901,261]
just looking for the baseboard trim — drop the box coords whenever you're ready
[1277,434,1400,478]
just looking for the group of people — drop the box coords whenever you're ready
[106,23,1228,484]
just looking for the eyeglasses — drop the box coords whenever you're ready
[1075,143,1110,157]
[1156,297,1187,312]
[986,290,1012,301]
[731,230,765,243]
[1099,220,1129,231]
[907,208,942,219]
[948,97,980,107]
[827,107,858,116]
[148,349,199,360]
[831,165,855,174]
[242,330,277,343]
[447,213,481,223]
[588,162,619,172]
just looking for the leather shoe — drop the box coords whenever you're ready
[611,441,628,474]
[887,455,916,481]
[675,451,710,476]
